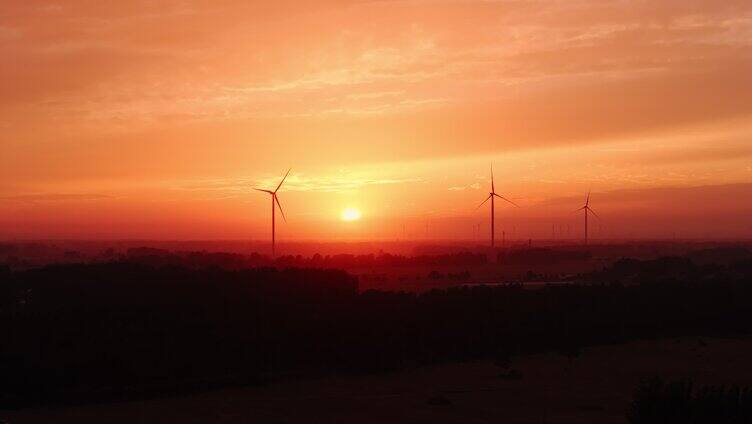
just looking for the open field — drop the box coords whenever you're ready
[5,336,752,424]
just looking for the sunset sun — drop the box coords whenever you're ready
[341,207,362,222]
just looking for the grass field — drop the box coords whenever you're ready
[5,336,752,423]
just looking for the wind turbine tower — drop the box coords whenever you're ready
[255,169,290,257]
[575,191,599,245]
[477,164,519,247]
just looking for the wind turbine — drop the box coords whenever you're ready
[255,169,290,257]
[575,190,599,245]
[477,164,519,247]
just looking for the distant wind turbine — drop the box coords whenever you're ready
[255,169,290,257]
[477,164,519,247]
[575,190,599,245]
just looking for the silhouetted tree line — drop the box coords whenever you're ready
[582,254,752,285]
[124,248,488,269]
[687,247,752,266]
[497,248,591,265]
[628,377,752,423]
[1,255,752,408]
[426,270,471,281]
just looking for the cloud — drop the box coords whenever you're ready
[0,193,112,202]
[2,0,752,192]
[535,182,752,212]
[273,175,424,192]
[4,0,750,129]
[448,182,481,191]
[177,173,423,194]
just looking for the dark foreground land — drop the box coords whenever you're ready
[1,247,752,422]
[5,337,752,423]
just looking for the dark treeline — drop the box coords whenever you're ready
[123,248,488,269]
[497,248,591,265]
[582,253,752,285]
[1,254,752,408]
[628,378,752,423]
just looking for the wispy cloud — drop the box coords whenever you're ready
[535,182,752,212]
[0,193,112,202]
[8,0,749,130]
[448,182,481,191]
[270,175,423,192]
[177,172,423,195]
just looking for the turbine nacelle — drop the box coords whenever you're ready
[575,191,599,218]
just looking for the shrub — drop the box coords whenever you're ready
[628,377,752,423]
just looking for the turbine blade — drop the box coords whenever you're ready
[586,190,591,206]
[493,193,520,207]
[574,206,586,213]
[476,194,492,210]
[275,168,291,193]
[587,206,600,219]
[490,163,495,194]
[254,188,274,194]
[274,194,287,222]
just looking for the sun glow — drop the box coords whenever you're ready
[341,207,362,222]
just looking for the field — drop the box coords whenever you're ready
[5,336,752,424]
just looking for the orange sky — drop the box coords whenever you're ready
[2,0,752,241]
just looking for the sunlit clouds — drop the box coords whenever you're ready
[1,1,751,239]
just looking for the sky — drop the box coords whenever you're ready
[1,0,752,241]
